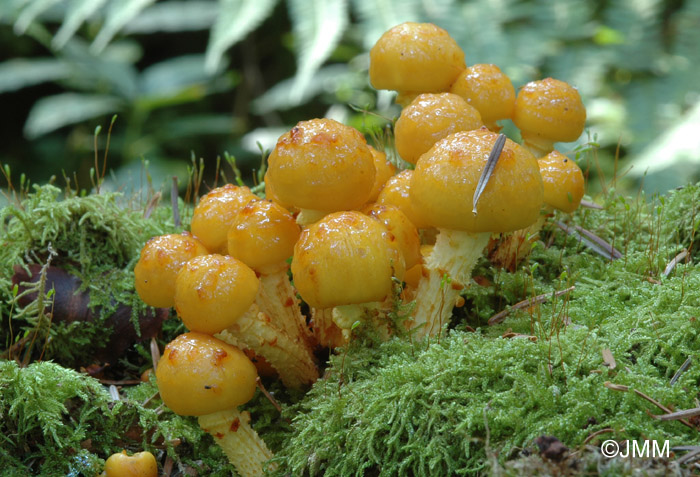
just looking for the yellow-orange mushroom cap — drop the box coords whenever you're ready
[450,64,516,129]
[369,22,466,94]
[155,332,257,416]
[292,211,404,309]
[513,78,586,154]
[266,118,375,212]
[538,150,585,213]
[102,450,157,477]
[134,233,208,308]
[363,203,421,270]
[411,130,543,233]
[394,93,484,165]
[227,199,301,274]
[174,254,259,335]
[190,184,259,254]
[376,170,432,230]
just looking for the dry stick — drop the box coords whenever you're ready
[582,427,615,445]
[256,377,283,414]
[488,286,575,326]
[580,199,604,210]
[670,356,692,386]
[662,249,688,277]
[555,221,623,260]
[472,133,506,214]
[676,448,700,465]
[604,382,695,429]
[655,407,700,422]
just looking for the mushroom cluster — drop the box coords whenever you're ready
[133,20,589,469]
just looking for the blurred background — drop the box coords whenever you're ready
[1,0,699,201]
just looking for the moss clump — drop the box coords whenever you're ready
[271,184,700,476]
[0,360,242,476]
[0,184,181,366]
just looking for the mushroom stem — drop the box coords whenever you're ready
[489,212,548,271]
[331,302,392,341]
[521,138,555,158]
[296,208,328,226]
[310,307,347,349]
[198,408,275,477]
[411,230,490,338]
[256,270,312,348]
[217,305,319,389]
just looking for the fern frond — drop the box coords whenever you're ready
[287,0,349,103]
[204,0,279,74]
[90,0,157,54]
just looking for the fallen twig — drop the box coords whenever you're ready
[662,249,689,277]
[655,407,700,422]
[556,221,622,260]
[580,199,603,210]
[604,382,695,429]
[582,427,615,445]
[670,357,692,386]
[488,286,575,325]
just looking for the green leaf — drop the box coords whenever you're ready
[287,0,348,102]
[0,58,71,93]
[90,0,157,53]
[24,93,123,138]
[52,0,109,50]
[139,54,214,96]
[204,0,279,74]
[122,1,218,34]
[13,0,60,34]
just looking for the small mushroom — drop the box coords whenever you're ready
[190,184,259,254]
[512,77,586,157]
[292,211,405,340]
[265,118,376,225]
[101,450,157,477]
[394,92,484,165]
[156,332,273,477]
[134,233,208,308]
[174,254,259,335]
[490,150,585,270]
[450,63,516,132]
[227,199,317,371]
[369,22,466,105]
[409,129,543,337]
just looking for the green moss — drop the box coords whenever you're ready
[270,184,700,476]
[0,184,182,366]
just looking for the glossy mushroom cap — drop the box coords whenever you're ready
[411,130,543,233]
[394,93,484,165]
[134,233,208,308]
[376,170,432,230]
[369,22,466,94]
[174,254,259,335]
[266,118,375,212]
[450,64,516,129]
[513,78,586,153]
[363,203,422,270]
[156,332,258,416]
[190,184,259,254]
[291,211,404,309]
[227,199,301,275]
[538,150,585,213]
[102,450,157,477]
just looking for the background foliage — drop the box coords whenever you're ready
[1,0,699,197]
